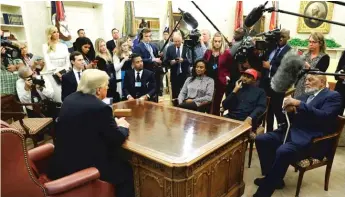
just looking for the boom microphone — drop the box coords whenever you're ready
[270,53,304,93]
[178,8,199,29]
[244,1,268,27]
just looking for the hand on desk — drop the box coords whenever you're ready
[128,96,135,101]
[115,117,130,129]
[244,117,252,125]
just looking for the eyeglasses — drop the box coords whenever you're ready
[309,40,319,44]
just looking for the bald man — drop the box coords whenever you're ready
[165,32,190,99]
[253,74,342,197]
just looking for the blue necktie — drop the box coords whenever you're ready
[176,47,181,75]
[306,94,315,104]
[145,43,155,59]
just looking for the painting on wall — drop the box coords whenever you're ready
[243,15,265,37]
[297,1,334,34]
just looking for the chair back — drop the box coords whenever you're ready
[329,116,345,158]
[260,97,271,128]
[1,95,24,121]
[1,128,46,197]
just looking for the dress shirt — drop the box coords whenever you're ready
[186,43,207,63]
[178,75,214,106]
[306,88,323,104]
[134,69,143,79]
[73,68,82,84]
[268,44,287,78]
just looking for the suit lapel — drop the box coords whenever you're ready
[69,71,78,86]
[308,88,328,106]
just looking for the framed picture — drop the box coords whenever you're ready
[243,15,265,37]
[297,1,334,34]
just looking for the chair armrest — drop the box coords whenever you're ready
[312,133,339,143]
[44,167,100,195]
[1,112,26,120]
[28,143,54,162]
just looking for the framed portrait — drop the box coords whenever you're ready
[243,15,265,37]
[297,1,334,34]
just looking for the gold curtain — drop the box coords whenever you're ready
[122,1,135,36]
[168,1,174,34]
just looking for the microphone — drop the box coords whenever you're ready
[270,53,305,93]
[244,1,268,27]
[179,8,198,29]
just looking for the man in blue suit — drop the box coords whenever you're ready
[253,74,342,197]
[133,28,163,97]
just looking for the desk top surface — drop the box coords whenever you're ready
[113,101,251,167]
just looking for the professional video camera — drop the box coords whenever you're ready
[234,28,281,64]
[184,29,201,48]
[1,38,21,67]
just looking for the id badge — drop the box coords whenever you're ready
[33,97,39,103]
[213,64,218,70]
[135,82,142,87]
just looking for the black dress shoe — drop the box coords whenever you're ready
[254,177,285,189]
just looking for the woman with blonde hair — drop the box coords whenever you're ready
[294,32,330,97]
[42,25,70,103]
[203,32,233,116]
[113,38,132,98]
[95,38,119,101]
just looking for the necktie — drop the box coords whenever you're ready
[306,94,315,104]
[77,72,81,79]
[145,43,155,59]
[176,47,181,75]
[136,72,141,82]
[269,48,281,78]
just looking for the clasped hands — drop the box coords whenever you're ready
[170,58,184,65]
[283,96,301,113]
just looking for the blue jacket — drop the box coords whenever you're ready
[133,42,159,71]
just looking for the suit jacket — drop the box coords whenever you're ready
[106,40,116,55]
[290,89,342,149]
[122,69,156,99]
[165,44,190,79]
[203,49,233,86]
[61,71,78,101]
[261,44,291,91]
[335,51,345,89]
[48,92,129,184]
[133,42,159,71]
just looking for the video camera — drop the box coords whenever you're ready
[29,76,46,88]
[1,38,21,67]
[234,28,281,64]
[184,29,201,48]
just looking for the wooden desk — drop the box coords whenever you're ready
[113,101,251,197]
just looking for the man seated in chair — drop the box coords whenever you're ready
[222,69,266,129]
[48,69,134,197]
[253,74,342,197]
[177,59,214,112]
[122,53,156,101]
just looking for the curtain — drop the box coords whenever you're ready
[122,1,135,37]
[269,1,278,30]
[234,1,243,30]
[168,1,174,34]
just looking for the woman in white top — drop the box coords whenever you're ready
[112,38,132,98]
[42,25,71,103]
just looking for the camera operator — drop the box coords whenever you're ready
[16,66,54,117]
[0,39,25,96]
[260,29,292,132]
[186,29,210,64]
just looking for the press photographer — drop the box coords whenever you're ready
[16,66,55,118]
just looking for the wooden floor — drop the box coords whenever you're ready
[26,93,345,197]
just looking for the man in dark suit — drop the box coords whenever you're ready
[133,28,163,96]
[334,51,345,114]
[260,29,291,132]
[253,74,342,197]
[123,53,156,101]
[165,32,190,99]
[61,51,84,101]
[106,28,120,55]
[73,29,85,51]
[49,69,134,197]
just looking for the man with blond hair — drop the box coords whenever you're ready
[48,69,134,197]
[253,74,342,197]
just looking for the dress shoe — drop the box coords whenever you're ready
[254,177,285,189]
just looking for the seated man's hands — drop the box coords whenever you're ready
[283,97,300,113]
[244,117,252,125]
[128,95,135,101]
[262,61,270,69]
[185,99,194,104]
[140,95,148,101]
[115,117,130,129]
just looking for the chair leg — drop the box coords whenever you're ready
[325,162,333,191]
[31,136,38,148]
[295,167,298,172]
[295,169,305,197]
[248,140,254,168]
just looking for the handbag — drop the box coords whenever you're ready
[52,69,67,85]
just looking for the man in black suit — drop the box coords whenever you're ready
[48,69,134,197]
[260,29,291,132]
[165,32,190,99]
[123,53,156,101]
[106,28,120,55]
[61,51,84,101]
[73,29,85,51]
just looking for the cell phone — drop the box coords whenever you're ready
[92,60,99,64]
[175,58,180,61]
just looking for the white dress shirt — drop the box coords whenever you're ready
[134,69,143,80]
[16,75,54,110]
[73,68,82,84]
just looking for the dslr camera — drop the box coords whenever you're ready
[1,39,21,67]
[184,29,201,48]
[30,76,45,88]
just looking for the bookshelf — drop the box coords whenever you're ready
[0,3,27,42]
[135,17,160,40]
